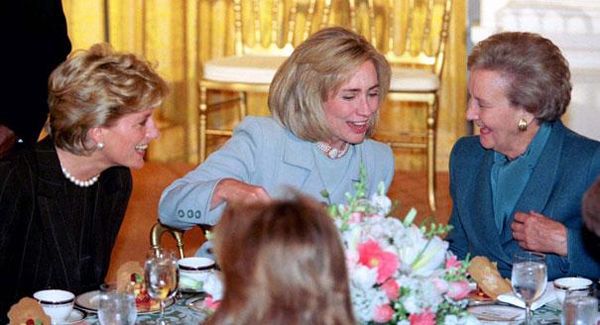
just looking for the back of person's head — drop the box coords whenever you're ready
[468,31,571,122]
[269,26,390,142]
[208,194,355,325]
[583,177,600,236]
[48,43,168,155]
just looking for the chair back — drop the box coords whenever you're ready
[150,222,186,259]
[232,0,332,56]
[349,0,452,75]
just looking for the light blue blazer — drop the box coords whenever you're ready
[446,121,600,280]
[159,116,394,230]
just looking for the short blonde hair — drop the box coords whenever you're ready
[48,43,168,155]
[269,26,391,142]
[208,194,355,325]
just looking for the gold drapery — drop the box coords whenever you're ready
[61,0,466,170]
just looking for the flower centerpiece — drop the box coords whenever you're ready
[327,167,478,324]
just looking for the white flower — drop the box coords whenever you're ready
[328,168,474,324]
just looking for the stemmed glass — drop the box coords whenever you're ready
[144,248,179,324]
[511,251,547,325]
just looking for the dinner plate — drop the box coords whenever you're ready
[468,304,525,323]
[75,290,175,314]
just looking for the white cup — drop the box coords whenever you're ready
[554,277,593,305]
[177,257,215,291]
[33,289,75,324]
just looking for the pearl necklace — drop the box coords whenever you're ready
[60,165,100,187]
[316,141,349,159]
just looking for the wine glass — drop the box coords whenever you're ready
[511,251,547,325]
[144,249,179,324]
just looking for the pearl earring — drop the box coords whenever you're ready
[97,142,105,150]
[518,118,528,131]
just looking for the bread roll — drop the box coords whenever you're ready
[467,256,512,299]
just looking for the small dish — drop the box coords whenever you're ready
[468,304,525,323]
[57,309,87,324]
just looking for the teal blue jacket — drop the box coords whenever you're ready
[447,121,600,280]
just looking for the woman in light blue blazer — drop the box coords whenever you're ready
[447,32,600,281]
[159,27,395,252]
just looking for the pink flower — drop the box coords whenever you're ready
[381,279,400,300]
[349,212,363,223]
[447,280,472,300]
[431,278,448,294]
[203,295,221,311]
[409,309,435,325]
[373,304,394,323]
[358,240,399,283]
[445,255,461,270]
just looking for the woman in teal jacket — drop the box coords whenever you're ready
[447,32,600,280]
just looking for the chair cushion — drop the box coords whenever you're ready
[203,55,288,84]
[390,67,440,92]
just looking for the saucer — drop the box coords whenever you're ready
[57,309,87,324]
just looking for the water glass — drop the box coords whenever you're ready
[98,285,137,325]
[145,248,179,324]
[511,251,547,325]
[562,295,598,325]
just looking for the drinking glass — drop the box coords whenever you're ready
[98,284,137,325]
[511,251,547,325]
[562,294,598,325]
[144,249,179,324]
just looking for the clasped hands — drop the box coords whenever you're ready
[511,211,568,256]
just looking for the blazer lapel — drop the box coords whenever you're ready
[472,150,512,266]
[281,131,314,188]
[499,122,563,254]
[513,122,563,214]
[34,139,81,288]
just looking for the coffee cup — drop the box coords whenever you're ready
[33,289,75,324]
[554,277,593,305]
[178,257,215,291]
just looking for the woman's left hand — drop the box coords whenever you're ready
[511,211,567,256]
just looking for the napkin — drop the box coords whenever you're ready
[7,297,51,325]
[497,284,557,310]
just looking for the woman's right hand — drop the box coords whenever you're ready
[210,178,271,209]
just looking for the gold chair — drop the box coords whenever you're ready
[198,0,332,162]
[349,0,453,212]
[150,221,186,259]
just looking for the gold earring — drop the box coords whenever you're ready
[518,118,528,131]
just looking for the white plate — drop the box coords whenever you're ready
[75,290,174,315]
[56,309,87,324]
[468,304,525,324]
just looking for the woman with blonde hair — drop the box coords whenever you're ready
[206,194,355,325]
[159,27,394,256]
[0,43,168,320]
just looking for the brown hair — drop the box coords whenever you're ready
[47,43,168,155]
[207,194,355,325]
[269,26,391,142]
[468,32,571,122]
